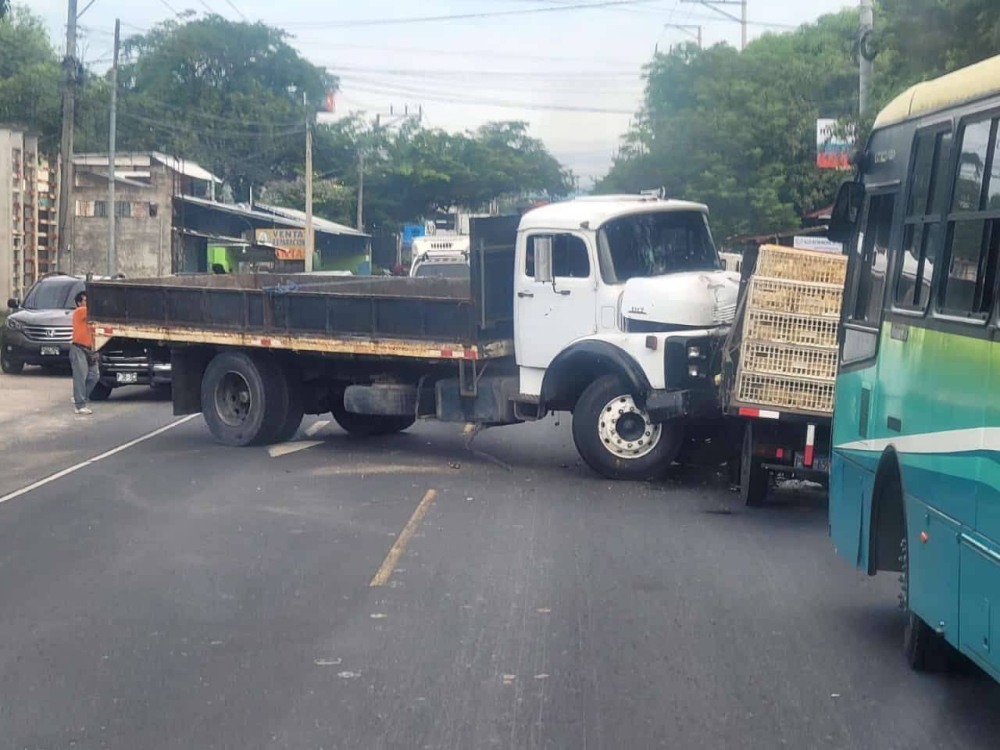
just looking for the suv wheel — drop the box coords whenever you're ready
[1,351,24,374]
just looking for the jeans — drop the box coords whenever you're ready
[70,344,100,409]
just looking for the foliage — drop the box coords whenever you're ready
[265,118,572,230]
[112,15,337,198]
[0,6,62,141]
[598,1,1000,240]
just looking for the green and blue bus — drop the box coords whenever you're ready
[828,53,1000,681]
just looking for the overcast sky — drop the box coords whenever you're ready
[27,0,855,184]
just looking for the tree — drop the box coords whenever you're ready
[115,15,337,199]
[598,3,1000,241]
[0,0,10,21]
[0,6,62,139]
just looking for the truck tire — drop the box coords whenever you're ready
[275,377,305,442]
[740,421,768,507]
[331,389,414,436]
[89,381,114,401]
[200,351,289,447]
[571,375,681,481]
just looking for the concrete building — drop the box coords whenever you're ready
[0,127,59,303]
[70,152,222,278]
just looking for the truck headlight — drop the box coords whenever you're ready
[6,317,23,331]
[688,364,702,378]
[687,345,701,359]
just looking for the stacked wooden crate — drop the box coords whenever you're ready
[735,245,847,415]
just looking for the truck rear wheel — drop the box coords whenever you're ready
[571,375,681,481]
[201,351,289,446]
[331,389,414,436]
[275,375,305,442]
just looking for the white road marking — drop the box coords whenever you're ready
[267,440,324,458]
[0,414,199,506]
[370,489,437,587]
[309,464,446,477]
[304,419,331,437]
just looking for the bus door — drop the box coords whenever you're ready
[832,189,898,567]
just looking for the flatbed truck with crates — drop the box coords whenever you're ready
[722,244,847,506]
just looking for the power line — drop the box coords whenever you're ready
[280,0,663,28]
[158,0,181,17]
[223,0,248,21]
[345,81,636,115]
[296,41,644,67]
[120,111,305,139]
[331,64,641,80]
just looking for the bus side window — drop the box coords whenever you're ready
[896,130,953,310]
[940,117,1000,318]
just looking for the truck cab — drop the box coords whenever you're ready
[409,236,471,279]
[511,195,739,478]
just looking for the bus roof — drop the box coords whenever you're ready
[874,53,1000,129]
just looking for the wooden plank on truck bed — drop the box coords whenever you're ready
[91,322,514,361]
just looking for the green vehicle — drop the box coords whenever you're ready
[827,53,1000,680]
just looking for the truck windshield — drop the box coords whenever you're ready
[22,279,84,310]
[597,210,719,283]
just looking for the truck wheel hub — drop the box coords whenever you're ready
[599,395,661,460]
[216,371,253,426]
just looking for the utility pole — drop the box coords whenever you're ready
[663,23,702,48]
[355,150,365,232]
[859,0,875,117]
[305,115,314,273]
[681,0,746,50]
[107,18,120,277]
[57,0,78,271]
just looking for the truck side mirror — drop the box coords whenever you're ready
[6,298,18,311]
[534,236,553,284]
[828,181,865,245]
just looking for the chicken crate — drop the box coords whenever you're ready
[744,309,840,348]
[739,340,838,381]
[755,244,848,285]
[747,276,844,318]
[736,371,836,415]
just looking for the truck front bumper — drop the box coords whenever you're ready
[645,388,720,422]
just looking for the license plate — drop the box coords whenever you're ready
[116,372,138,384]
[40,346,60,356]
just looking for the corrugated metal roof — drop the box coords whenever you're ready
[177,195,370,238]
[74,152,222,184]
[252,202,368,237]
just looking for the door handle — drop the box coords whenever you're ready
[518,291,534,298]
[555,289,571,296]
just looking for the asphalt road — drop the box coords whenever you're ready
[1,371,999,750]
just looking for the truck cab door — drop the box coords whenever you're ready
[515,233,597,369]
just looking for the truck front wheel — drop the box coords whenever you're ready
[572,375,681,481]
[201,351,289,446]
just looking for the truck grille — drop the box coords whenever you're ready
[22,325,72,342]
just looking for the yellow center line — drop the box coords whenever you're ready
[370,488,437,587]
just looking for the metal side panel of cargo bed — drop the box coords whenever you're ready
[86,215,520,362]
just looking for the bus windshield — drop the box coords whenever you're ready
[596,210,719,284]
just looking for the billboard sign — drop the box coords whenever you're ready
[794,235,843,254]
[256,228,305,261]
[816,119,852,170]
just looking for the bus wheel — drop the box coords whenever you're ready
[901,536,954,671]
[740,421,768,507]
[200,351,289,447]
[571,375,681,481]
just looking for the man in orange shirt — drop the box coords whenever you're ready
[70,290,99,415]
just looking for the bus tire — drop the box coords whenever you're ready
[740,421,768,507]
[331,389,415,436]
[201,350,288,447]
[571,375,681,481]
